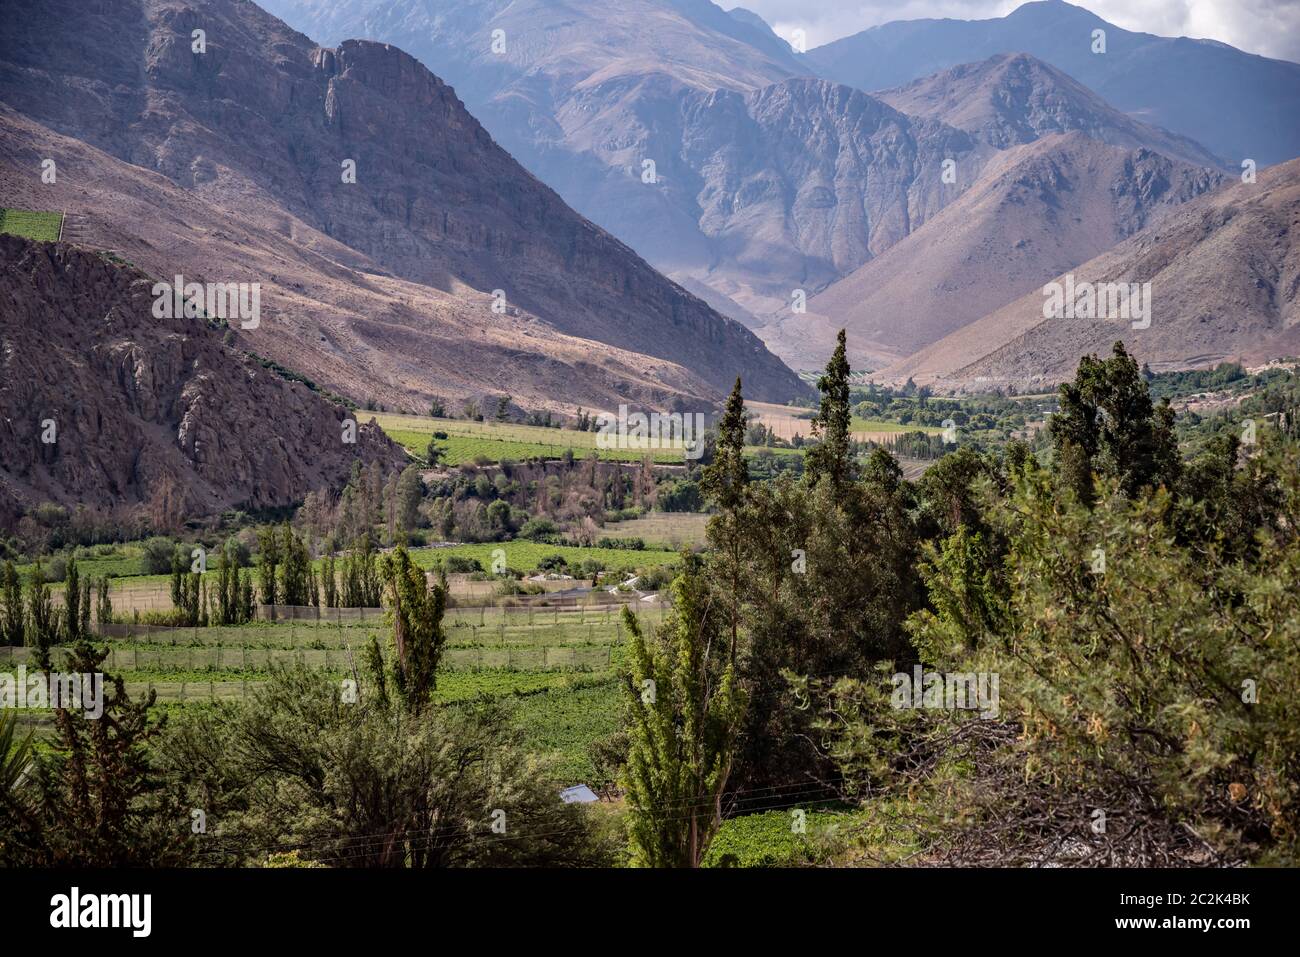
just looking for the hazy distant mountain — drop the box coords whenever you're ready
[257,0,1232,359]
[876,53,1223,170]
[786,133,1224,370]
[257,0,818,307]
[880,158,1300,389]
[0,235,406,530]
[809,0,1300,167]
[665,78,984,312]
[0,0,805,410]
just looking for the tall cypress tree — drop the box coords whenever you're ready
[805,329,854,490]
[702,378,749,665]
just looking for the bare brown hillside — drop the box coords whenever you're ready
[0,235,406,532]
[796,133,1224,370]
[881,158,1300,390]
[0,0,805,411]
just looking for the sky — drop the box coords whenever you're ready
[738,0,1300,63]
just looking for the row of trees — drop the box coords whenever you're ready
[165,529,386,625]
[0,557,110,653]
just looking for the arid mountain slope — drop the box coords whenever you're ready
[809,0,1300,167]
[255,0,811,271]
[0,106,727,416]
[0,0,804,407]
[793,133,1224,370]
[881,158,1300,390]
[875,53,1223,170]
[0,235,406,532]
[256,0,1234,362]
[665,78,984,313]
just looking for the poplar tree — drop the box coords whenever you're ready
[27,562,57,668]
[95,576,112,628]
[63,557,81,642]
[257,526,281,606]
[0,561,23,646]
[279,524,311,607]
[367,546,447,714]
[621,557,744,867]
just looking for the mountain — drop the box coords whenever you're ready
[879,157,1300,390]
[875,53,1222,170]
[790,132,1225,370]
[0,0,805,410]
[254,1,1234,367]
[256,0,819,303]
[665,78,984,311]
[808,0,1300,167]
[0,234,406,532]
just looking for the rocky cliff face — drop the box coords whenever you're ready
[0,0,805,406]
[0,236,405,531]
[666,78,984,312]
[875,54,1224,170]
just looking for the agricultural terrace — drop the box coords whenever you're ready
[0,207,62,242]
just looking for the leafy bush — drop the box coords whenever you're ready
[443,556,483,574]
[141,537,178,575]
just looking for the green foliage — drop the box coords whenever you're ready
[805,329,854,489]
[339,534,382,607]
[95,575,113,627]
[1050,342,1180,503]
[156,668,608,867]
[141,536,177,575]
[0,642,194,866]
[371,546,448,714]
[63,557,82,642]
[26,561,58,667]
[278,524,312,607]
[257,527,281,606]
[703,807,852,867]
[621,558,745,867]
[0,561,23,646]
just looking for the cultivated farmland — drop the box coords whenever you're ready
[0,207,62,242]
[2,599,668,783]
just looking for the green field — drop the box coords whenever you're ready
[602,512,708,547]
[703,806,855,867]
[374,414,687,464]
[371,412,798,465]
[849,416,944,435]
[14,546,147,582]
[415,541,679,576]
[0,207,62,242]
[2,601,666,782]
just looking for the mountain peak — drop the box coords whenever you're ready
[807,1,1300,166]
[877,52,1224,169]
